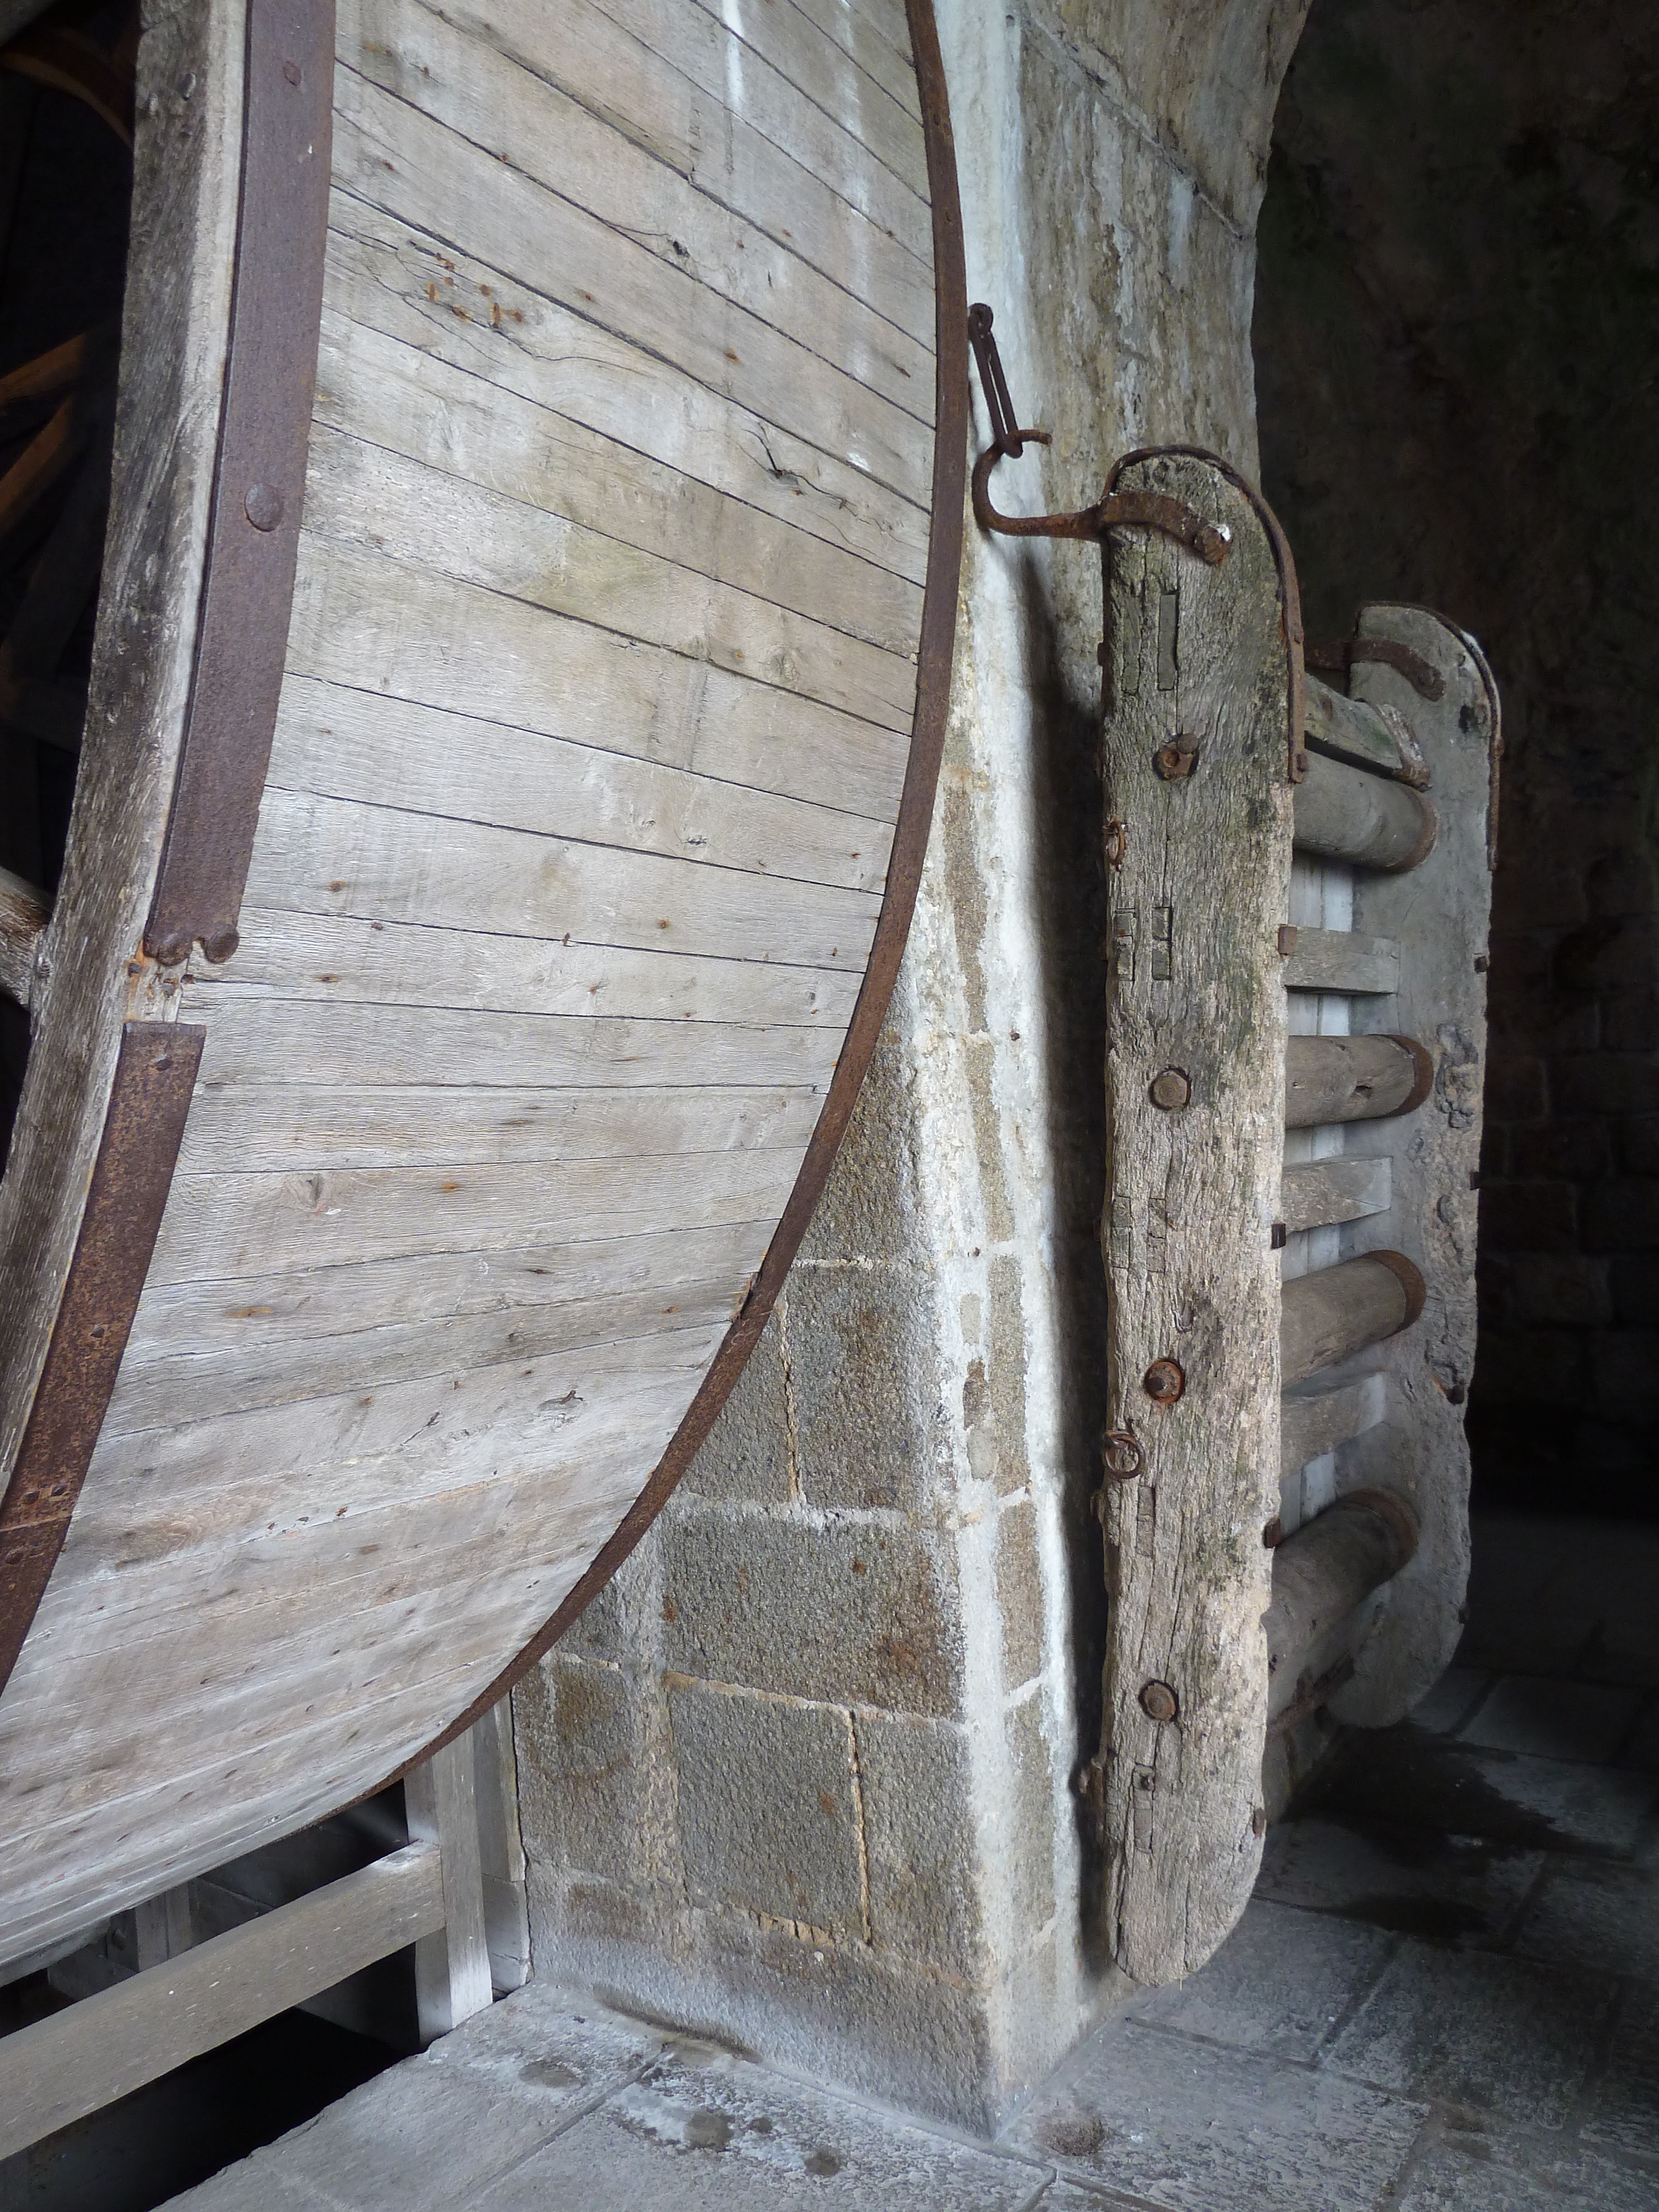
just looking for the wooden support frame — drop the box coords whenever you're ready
[0,1721,497,2162]
[1088,455,1495,1989]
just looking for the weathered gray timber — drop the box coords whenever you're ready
[1094,452,1294,1988]
[1281,925,1400,995]
[1279,1154,1390,1234]
[1262,1488,1418,1718]
[1293,747,1438,870]
[0,863,46,1008]
[1282,1251,1423,1385]
[1323,607,1496,1729]
[1284,1033,1431,1126]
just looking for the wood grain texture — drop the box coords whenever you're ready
[1095,453,1293,1986]
[0,0,956,1969]
[1283,925,1399,995]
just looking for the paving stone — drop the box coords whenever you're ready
[1326,1942,1616,2127]
[1128,1897,1395,2060]
[1512,1859,1659,1984]
[1459,1676,1647,1765]
[1407,1667,1493,1736]
[668,1681,865,1935]
[1255,1815,1545,1944]
[161,2168,337,2212]
[425,1981,665,2089]
[1584,1983,1659,2162]
[1303,1733,1659,1855]
[1397,2126,1659,2211]
[470,2038,1046,2210]
[1009,2018,1425,2211]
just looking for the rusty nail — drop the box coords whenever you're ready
[1474,953,1490,972]
[1142,1358,1184,1405]
[1294,749,1310,774]
[1270,1221,1287,1249]
[244,482,285,531]
[1154,734,1200,781]
[1262,1516,1283,1548]
[1140,1679,1178,1724]
[1100,1430,1145,1481]
[1277,924,1297,957]
[1149,1067,1190,1110]
[1104,817,1128,870]
[1251,1805,1267,1838]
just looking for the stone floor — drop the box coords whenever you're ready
[164,1652,1659,2211]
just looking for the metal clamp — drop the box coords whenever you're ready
[967,305,1232,566]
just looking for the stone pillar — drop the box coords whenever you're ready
[513,0,1308,2132]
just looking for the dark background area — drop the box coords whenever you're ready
[1253,0,1659,1518]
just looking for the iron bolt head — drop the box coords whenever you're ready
[1100,1430,1145,1481]
[1149,1067,1190,1110]
[1140,1679,1178,1724]
[244,482,285,531]
[1142,1358,1185,1405]
[1154,735,1199,780]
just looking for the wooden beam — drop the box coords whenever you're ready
[405,1735,492,2039]
[1285,1032,1431,1128]
[1303,674,1426,784]
[0,1844,443,2161]
[1282,1250,1424,1386]
[1282,924,1400,995]
[1265,1489,1418,1717]
[1293,748,1438,872]
[1280,1154,1391,1234]
[0,862,48,1008]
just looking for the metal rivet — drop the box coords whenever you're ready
[1149,1067,1190,1110]
[1154,734,1200,781]
[1140,1679,1178,1724]
[1142,1358,1184,1405]
[1262,1516,1283,1548]
[1100,1430,1144,1482]
[1270,1222,1287,1250]
[244,482,285,531]
[1277,924,1298,957]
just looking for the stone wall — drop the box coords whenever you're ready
[513,0,1308,2131]
[1251,0,1659,1520]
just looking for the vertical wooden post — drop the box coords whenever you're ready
[404,1730,492,2040]
[472,1698,530,1995]
[132,1884,193,1969]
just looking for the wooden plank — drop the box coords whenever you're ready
[1280,1369,1387,1479]
[338,0,932,418]
[330,75,933,510]
[472,1700,529,1994]
[314,296,923,658]
[1095,456,1291,1986]
[1282,925,1399,996]
[241,787,881,972]
[284,536,911,823]
[184,992,843,1095]
[1280,1155,1391,1234]
[206,905,857,1031]
[265,670,895,904]
[588,0,930,253]
[1284,1032,1428,1128]
[785,0,920,115]
[173,1078,822,1176]
[1264,1491,1417,1720]
[0,1845,444,2160]
[1293,748,1437,872]
[149,1148,801,1282]
[679,0,927,196]
[1303,674,1425,783]
[123,1217,767,1361]
[0,862,47,1008]
[299,428,917,740]
[106,1267,749,1433]
[465,0,931,337]
[323,195,929,588]
[406,1734,492,2038]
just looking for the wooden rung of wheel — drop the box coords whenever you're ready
[1090,450,1496,1994]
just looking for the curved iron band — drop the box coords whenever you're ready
[412,0,971,1767]
[0,1024,202,1691]
[144,0,334,967]
[1105,444,1308,789]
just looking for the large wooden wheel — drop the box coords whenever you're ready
[0,0,963,1965]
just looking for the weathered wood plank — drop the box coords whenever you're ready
[338,0,933,418]
[107,1266,747,1433]
[186,990,843,1097]
[1303,674,1425,784]
[785,0,920,114]
[299,426,918,739]
[207,906,857,1031]
[314,296,923,658]
[323,194,930,588]
[1264,1490,1417,1720]
[285,536,911,823]
[149,1148,801,1283]
[266,672,895,904]
[241,787,881,973]
[330,74,932,509]
[1280,1368,1387,1480]
[1096,456,1291,1985]
[1282,925,1399,997]
[1284,1033,1429,1128]
[588,0,928,243]
[123,1217,767,1363]
[1293,748,1438,872]
[406,1736,492,2038]
[0,863,47,1008]
[1280,1155,1391,1234]
[1282,1251,1423,1386]
[0,1845,445,2159]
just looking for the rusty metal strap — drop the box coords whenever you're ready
[144,0,333,967]
[1306,635,1446,701]
[0,1022,204,1693]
